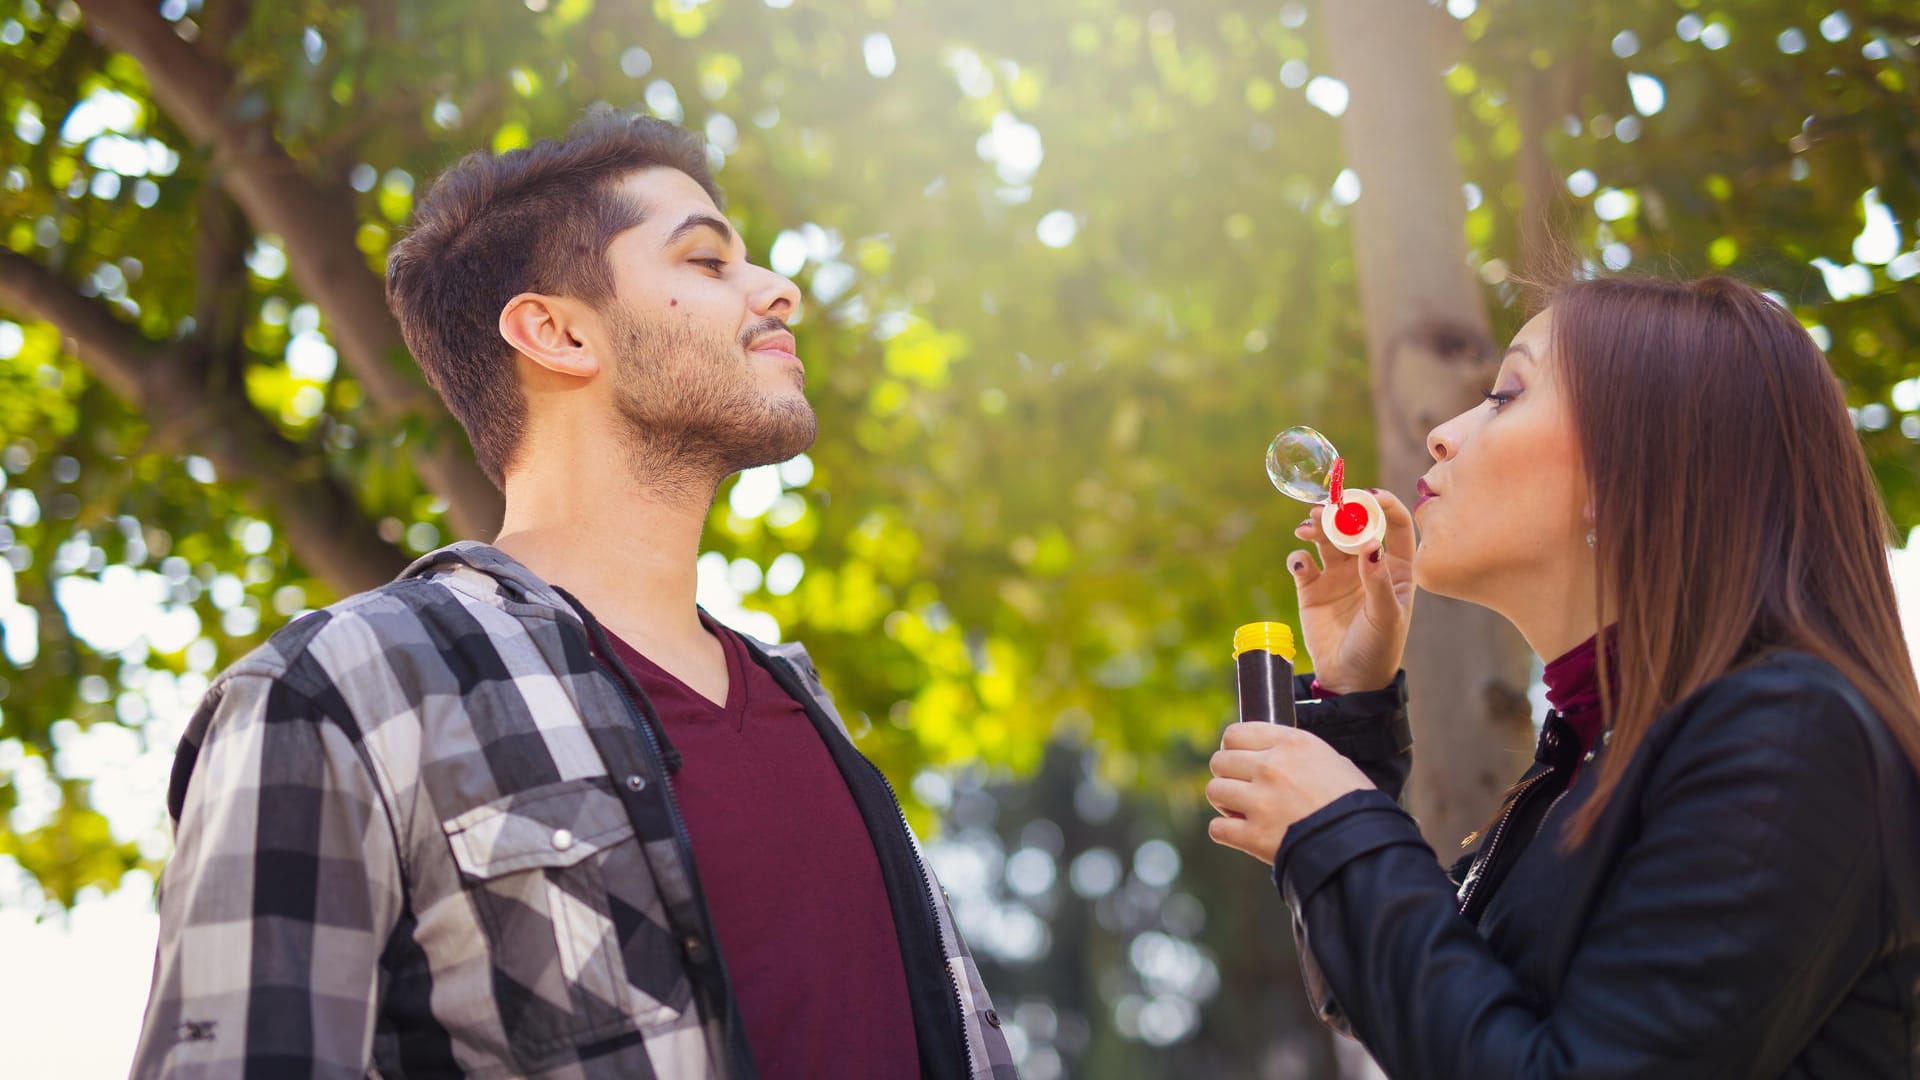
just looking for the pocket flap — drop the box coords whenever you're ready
[441,777,636,880]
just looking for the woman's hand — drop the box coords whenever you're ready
[1289,487,1417,694]
[1207,722,1373,865]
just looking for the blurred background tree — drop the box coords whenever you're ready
[1,0,1916,1076]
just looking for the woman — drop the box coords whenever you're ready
[1206,275,1920,1077]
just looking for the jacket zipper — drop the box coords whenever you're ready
[1455,771,1548,915]
[1533,736,1601,842]
[1535,788,1573,842]
[854,749,981,1079]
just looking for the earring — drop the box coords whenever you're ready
[1585,529,1596,549]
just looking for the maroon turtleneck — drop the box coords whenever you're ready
[1544,633,1608,779]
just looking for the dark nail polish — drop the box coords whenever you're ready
[1368,549,1382,563]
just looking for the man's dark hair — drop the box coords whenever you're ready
[386,107,720,487]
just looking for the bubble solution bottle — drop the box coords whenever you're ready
[1232,622,1297,726]
[1265,426,1387,556]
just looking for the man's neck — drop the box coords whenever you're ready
[493,454,716,654]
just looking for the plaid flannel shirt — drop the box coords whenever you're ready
[132,542,1016,1079]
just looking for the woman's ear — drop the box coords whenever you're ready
[500,293,598,379]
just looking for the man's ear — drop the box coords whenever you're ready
[500,293,598,378]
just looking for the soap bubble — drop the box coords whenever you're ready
[1265,426,1341,503]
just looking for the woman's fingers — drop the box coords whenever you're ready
[1205,776,1248,816]
[1206,815,1273,864]
[1297,509,1347,574]
[1209,748,1264,781]
[1371,486,1418,558]
[1359,535,1402,621]
[1287,548,1322,591]
[1220,721,1290,751]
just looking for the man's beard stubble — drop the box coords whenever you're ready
[605,308,817,509]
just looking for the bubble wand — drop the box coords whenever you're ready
[1266,426,1387,556]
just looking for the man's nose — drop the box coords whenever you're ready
[751,265,802,321]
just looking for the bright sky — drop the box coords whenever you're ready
[0,532,1916,1076]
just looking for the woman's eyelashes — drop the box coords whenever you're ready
[1483,387,1522,411]
[692,257,727,274]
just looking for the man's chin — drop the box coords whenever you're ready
[773,414,818,461]
[744,404,817,467]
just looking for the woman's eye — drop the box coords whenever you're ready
[693,258,727,273]
[1483,390,1519,410]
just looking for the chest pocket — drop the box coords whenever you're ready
[441,777,691,1061]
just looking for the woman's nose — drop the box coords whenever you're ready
[1426,401,1483,462]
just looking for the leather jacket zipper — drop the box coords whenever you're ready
[1535,788,1573,842]
[1456,771,1548,916]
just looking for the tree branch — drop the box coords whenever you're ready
[0,249,409,594]
[72,0,504,539]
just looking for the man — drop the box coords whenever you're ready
[132,108,1014,1079]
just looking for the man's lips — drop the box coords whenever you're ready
[747,331,799,361]
[1414,478,1438,513]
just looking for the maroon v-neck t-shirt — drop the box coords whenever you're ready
[603,617,922,1078]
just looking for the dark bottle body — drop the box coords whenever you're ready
[1236,647,1296,726]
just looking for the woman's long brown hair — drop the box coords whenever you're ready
[1548,275,1920,846]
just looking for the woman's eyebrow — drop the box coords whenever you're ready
[1504,343,1534,365]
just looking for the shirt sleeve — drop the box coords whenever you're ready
[1275,677,1885,1079]
[131,673,403,1079]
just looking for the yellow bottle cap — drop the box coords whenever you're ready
[1233,621,1297,662]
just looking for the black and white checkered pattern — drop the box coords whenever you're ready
[132,542,1016,1079]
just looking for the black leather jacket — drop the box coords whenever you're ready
[1282,650,1920,1078]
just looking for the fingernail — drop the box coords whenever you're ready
[1368,548,1382,564]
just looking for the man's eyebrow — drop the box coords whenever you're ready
[662,213,735,249]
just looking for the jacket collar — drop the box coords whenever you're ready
[398,541,851,738]
[398,540,578,612]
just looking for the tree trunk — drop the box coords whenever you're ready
[1317,1,1536,851]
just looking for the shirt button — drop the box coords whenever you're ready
[551,828,574,851]
[985,1008,1001,1028]
[625,774,647,792]
[684,934,706,960]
